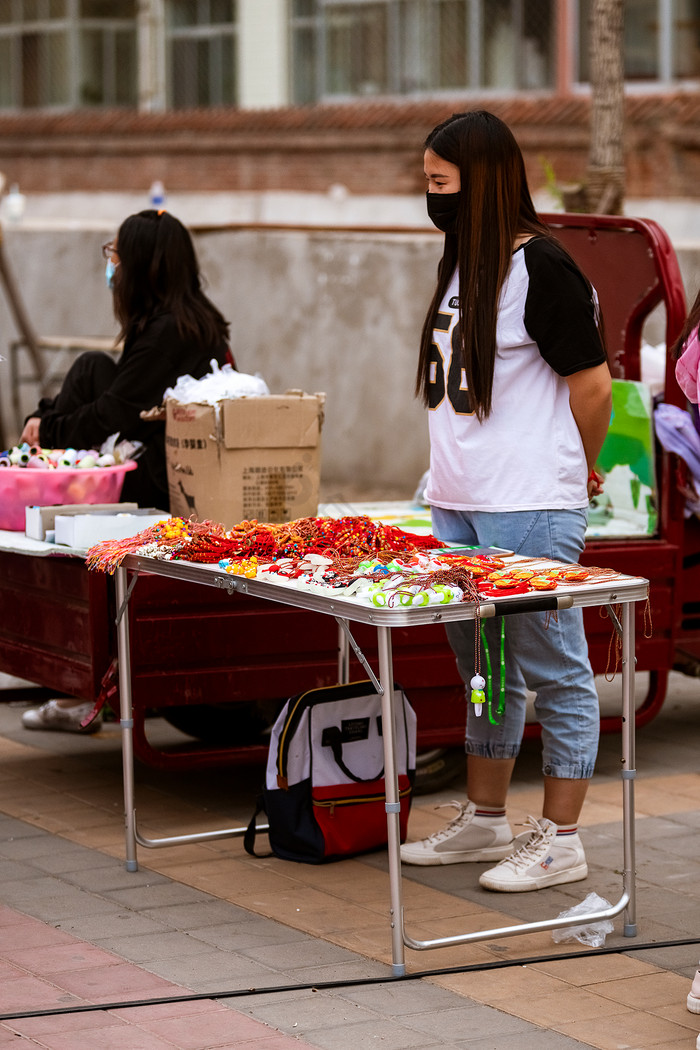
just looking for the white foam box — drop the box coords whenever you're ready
[54,508,169,549]
[25,502,139,541]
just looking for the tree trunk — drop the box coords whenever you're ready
[561,0,626,214]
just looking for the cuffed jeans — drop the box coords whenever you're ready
[431,506,600,780]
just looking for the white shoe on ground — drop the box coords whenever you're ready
[22,700,102,734]
[687,967,700,1013]
[400,800,515,866]
[479,815,588,892]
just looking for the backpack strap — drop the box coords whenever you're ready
[243,795,274,858]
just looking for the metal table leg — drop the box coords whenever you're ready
[621,601,637,936]
[376,624,406,976]
[337,619,350,684]
[115,565,138,872]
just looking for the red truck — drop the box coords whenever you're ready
[2,213,698,793]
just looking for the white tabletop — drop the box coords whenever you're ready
[120,552,650,629]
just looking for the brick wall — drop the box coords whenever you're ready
[1,94,699,200]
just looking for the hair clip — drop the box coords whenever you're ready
[157,208,166,216]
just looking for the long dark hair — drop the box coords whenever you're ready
[416,110,551,420]
[671,287,699,359]
[112,210,229,349]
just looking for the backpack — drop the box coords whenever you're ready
[244,679,416,863]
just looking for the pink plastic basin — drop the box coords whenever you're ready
[0,461,138,532]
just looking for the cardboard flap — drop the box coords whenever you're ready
[222,395,322,450]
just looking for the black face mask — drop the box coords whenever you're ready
[426,190,461,234]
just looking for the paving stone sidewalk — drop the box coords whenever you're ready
[0,812,591,1050]
[1,673,700,1049]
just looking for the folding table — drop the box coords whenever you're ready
[115,554,647,975]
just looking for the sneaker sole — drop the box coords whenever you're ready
[22,718,103,734]
[400,843,515,866]
[479,862,588,892]
[687,993,700,1014]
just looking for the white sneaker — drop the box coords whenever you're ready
[22,700,102,734]
[400,800,515,866]
[687,967,700,1013]
[479,815,588,892]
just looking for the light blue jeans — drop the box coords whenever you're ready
[431,506,599,780]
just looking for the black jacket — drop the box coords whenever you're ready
[37,313,228,508]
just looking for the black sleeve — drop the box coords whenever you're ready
[522,238,607,377]
[38,315,225,451]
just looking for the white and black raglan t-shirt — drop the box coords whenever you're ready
[425,236,607,513]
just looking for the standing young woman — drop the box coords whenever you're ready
[21,209,230,512]
[20,209,230,734]
[400,111,612,892]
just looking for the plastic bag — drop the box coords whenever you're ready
[99,434,143,463]
[654,403,700,483]
[551,892,614,948]
[412,469,429,505]
[162,360,270,406]
[640,339,666,399]
[654,402,700,516]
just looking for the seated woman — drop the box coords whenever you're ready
[21,208,230,510]
[21,209,230,733]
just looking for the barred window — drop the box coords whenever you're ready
[0,0,136,109]
[324,3,388,96]
[578,0,700,84]
[673,0,700,78]
[166,0,238,108]
[290,0,555,102]
[482,0,552,91]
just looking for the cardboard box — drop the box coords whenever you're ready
[54,508,169,549]
[165,391,324,528]
[25,502,139,541]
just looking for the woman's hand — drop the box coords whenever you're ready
[587,469,604,499]
[19,417,41,447]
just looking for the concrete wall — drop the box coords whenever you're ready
[2,213,699,497]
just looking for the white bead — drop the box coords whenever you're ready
[470,674,486,690]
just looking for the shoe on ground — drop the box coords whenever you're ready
[22,700,102,734]
[400,800,514,866]
[687,968,700,1013]
[479,815,588,892]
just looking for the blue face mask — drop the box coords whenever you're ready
[105,258,117,289]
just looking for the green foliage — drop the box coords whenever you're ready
[538,156,564,208]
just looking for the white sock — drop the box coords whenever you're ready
[555,823,579,838]
[473,804,507,820]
